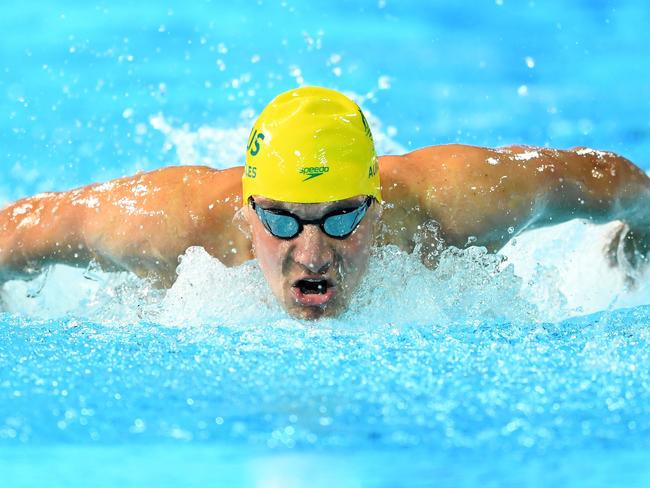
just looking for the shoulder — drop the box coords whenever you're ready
[378,144,496,191]
[132,165,241,185]
[379,144,494,172]
[118,165,244,198]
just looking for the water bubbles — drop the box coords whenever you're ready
[6,229,613,329]
[147,114,250,167]
[378,75,392,90]
[525,56,535,68]
[130,418,146,433]
[327,53,342,76]
[302,30,323,50]
[289,65,304,84]
[517,85,529,96]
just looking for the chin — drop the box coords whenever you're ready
[286,302,343,321]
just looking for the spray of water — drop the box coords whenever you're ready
[1,107,648,324]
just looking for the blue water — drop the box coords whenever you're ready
[2,1,650,486]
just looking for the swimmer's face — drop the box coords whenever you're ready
[244,196,380,320]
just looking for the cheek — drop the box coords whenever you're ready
[252,226,285,274]
[339,225,374,264]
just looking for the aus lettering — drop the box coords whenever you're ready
[368,160,379,177]
[247,129,265,156]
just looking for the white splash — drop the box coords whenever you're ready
[514,150,540,161]
[2,220,647,326]
[501,219,650,315]
[30,192,56,200]
[16,213,40,229]
[149,92,407,167]
[93,182,116,192]
[149,114,250,168]
[1,100,648,325]
[117,197,137,213]
[575,147,613,158]
[536,164,554,173]
[131,184,149,196]
[72,196,100,208]
[11,203,32,218]
[378,75,392,90]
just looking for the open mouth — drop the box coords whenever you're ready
[295,278,330,294]
[291,278,335,306]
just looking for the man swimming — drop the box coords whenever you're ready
[1,87,649,319]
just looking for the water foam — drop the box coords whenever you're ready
[148,96,406,170]
[1,104,648,324]
[2,218,648,326]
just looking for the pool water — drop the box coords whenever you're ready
[1,1,650,486]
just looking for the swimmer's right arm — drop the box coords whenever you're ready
[0,166,252,287]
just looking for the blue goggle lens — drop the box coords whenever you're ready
[261,211,300,238]
[251,198,371,240]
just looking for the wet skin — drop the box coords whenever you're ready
[0,144,649,317]
[243,196,381,320]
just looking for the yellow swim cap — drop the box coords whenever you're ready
[242,86,381,204]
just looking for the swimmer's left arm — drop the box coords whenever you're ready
[380,144,650,255]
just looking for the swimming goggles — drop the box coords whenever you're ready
[250,197,372,240]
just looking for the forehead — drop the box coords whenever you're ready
[253,195,366,216]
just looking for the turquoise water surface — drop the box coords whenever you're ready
[2,1,650,487]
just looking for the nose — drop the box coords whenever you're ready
[291,224,333,273]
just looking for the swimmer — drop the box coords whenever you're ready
[1,86,649,319]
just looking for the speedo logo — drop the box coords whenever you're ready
[299,166,330,181]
